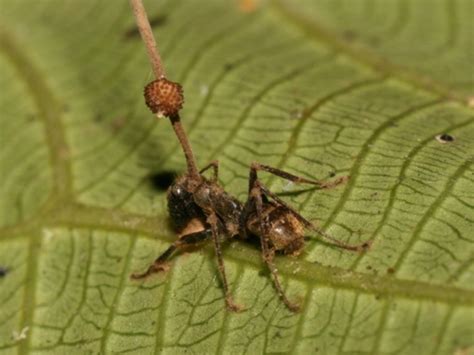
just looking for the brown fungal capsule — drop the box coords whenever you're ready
[144,78,184,116]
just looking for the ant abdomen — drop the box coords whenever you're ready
[247,205,306,256]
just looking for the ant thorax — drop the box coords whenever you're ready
[167,174,243,238]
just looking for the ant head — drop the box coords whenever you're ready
[167,176,207,232]
[168,176,191,197]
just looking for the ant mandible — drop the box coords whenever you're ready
[128,0,371,312]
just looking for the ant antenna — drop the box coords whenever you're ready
[129,0,200,178]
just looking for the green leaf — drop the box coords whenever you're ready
[0,0,473,354]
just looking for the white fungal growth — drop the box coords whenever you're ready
[12,326,29,341]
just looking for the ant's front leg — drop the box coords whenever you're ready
[131,229,212,279]
[199,160,219,182]
[206,211,243,312]
[250,163,371,252]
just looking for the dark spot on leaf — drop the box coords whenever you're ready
[435,133,454,143]
[124,14,168,39]
[387,267,395,274]
[342,30,357,41]
[360,241,371,251]
[223,63,234,71]
[366,265,372,270]
[149,14,168,27]
[148,171,177,191]
[375,294,381,300]
[110,117,127,132]
[329,171,336,178]
[0,266,9,278]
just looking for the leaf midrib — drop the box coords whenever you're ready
[2,202,473,308]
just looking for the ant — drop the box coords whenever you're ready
[131,78,371,312]
[128,0,371,312]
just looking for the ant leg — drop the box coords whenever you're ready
[131,229,212,279]
[251,162,348,189]
[207,212,243,312]
[249,177,300,312]
[308,224,372,252]
[248,163,316,227]
[256,181,371,252]
[199,160,219,182]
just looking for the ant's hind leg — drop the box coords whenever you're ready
[249,180,300,312]
[199,160,219,182]
[131,229,212,279]
[251,162,348,189]
[309,225,372,252]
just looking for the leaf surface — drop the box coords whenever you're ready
[0,1,473,354]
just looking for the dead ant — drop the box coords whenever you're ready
[128,0,370,312]
[131,78,370,312]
